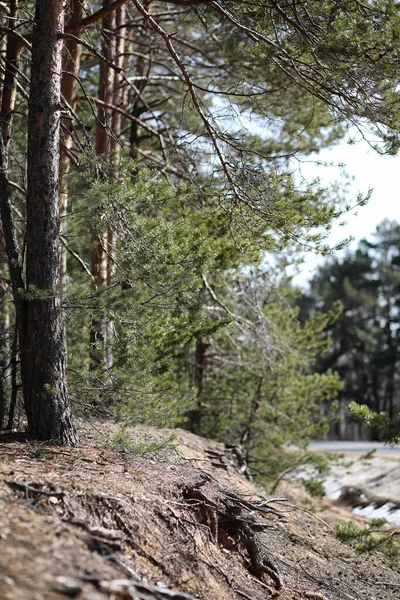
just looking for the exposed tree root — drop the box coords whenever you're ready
[181,476,284,590]
[5,473,335,599]
[94,578,200,600]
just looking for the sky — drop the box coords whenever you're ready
[216,103,400,285]
[291,135,400,285]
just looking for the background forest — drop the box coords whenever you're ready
[301,219,400,445]
[1,1,400,480]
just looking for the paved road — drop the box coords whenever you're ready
[309,440,400,454]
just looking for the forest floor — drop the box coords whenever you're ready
[0,422,400,600]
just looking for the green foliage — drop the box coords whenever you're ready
[6,0,400,448]
[302,478,326,498]
[102,428,176,455]
[182,268,340,479]
[348,403,400,445]
[244,0,400,141]
[359,449,377,463]
[301,219,400,440]
[65,161,345,446]
[266,449,331,496]
[335,519,379,541]
[335,519,399,556]
[26,443,55,461]
[66,165,220,424]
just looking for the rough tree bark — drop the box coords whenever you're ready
[24,0,77,443]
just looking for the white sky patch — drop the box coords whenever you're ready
[291,138,400,286]
[205,98,400,287]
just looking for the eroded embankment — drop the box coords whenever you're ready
[0,425,400,600]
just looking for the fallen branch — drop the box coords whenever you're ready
[5,480,65,500]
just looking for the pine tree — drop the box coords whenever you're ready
[303,220,400,440]
[1,1,400,443]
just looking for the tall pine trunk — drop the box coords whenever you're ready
[23,0,76,443]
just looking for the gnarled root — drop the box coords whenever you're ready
[182,477,283,590]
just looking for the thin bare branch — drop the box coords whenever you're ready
[131,0,241,200]
[65,0,129,34]
[61,236,94,280]
[78,94,165,142]
[59,32,122,73]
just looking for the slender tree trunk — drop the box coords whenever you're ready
[1,1,23,158]
[187,338,209,430]
[241,376,264,448]
[105,5,126,368]
[90,1,116,367]
[0,124,26,434]
[0,243,9,429]
[108,3,126,274]
[110,5,125,160]
[60,0,84,286]
[5,319,18,430]
[0,133,25,340]
[0,0,22,428]
[195,338,208,399]
[129,0,150,160]
[0,341,5,428]
[24,0,77,443]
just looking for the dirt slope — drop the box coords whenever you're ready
[0,424,399,600]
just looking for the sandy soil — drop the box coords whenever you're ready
[0,422,399,600]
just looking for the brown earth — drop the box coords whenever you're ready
[0,422,399,600]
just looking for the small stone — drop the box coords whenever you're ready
[49,576,82,597]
